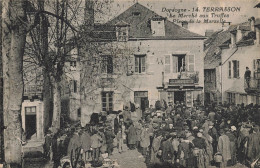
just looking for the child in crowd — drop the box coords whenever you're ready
[116,128,124,153]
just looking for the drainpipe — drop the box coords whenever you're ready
[162,71,165,87]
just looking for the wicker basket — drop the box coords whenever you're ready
[214,153,223,163]
[193,148,200,156]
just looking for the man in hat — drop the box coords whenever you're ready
[208,121,219,156]
[247,127,260,163]
[122,106,131,123]
[161,134,174,164]
[140,125,151,157]
[105,126,115,156]
[90,130,102,161]
[127,123,137,150]
[178,134,194,167]
[217,129,231,168]
[225,127,237,166]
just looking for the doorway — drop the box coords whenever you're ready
[174,91,185,104]
[25,106,37,139]
[134,91,149,112]
[25,115,36,139]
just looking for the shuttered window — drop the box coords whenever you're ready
[188,55,195,72]
[164,55,171,73]
[233,60,239,78]
[135,55,146,73]
[228,61,231,78]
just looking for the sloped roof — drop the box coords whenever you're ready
[105,3,205,40]
[255,18,260,26]
[255,2,260,8]
[204,18,259,69]
[204,30,231,69]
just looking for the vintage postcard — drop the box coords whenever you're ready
[1,0,260,168]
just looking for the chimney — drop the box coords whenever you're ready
[230,32,237,47]
[256,26,260,44]
[221,21,231,31]
[84,0,94,28]
[151,16,165,36]
[205,30,214,37]
[182,21,188,29]
[248,16,255,32]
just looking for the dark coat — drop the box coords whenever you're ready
[127,125,137,145]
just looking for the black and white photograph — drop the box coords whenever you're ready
[0,0,260,167]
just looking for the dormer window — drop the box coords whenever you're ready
[116,22,129,42]
[151,16,166,36]
[132,12,141,16]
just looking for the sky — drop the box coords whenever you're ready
[94,0,260,35]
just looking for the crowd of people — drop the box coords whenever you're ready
[45,100,260,168]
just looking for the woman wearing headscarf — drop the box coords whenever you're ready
[127,122,137,150]
[192,132,207,168]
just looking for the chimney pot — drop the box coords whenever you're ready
[249,16,255,32]
[182,21,188,29]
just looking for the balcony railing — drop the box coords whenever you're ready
[24,85,43,99]
[169,79,194,85]
[163,71,199,86]
[244,77,260,93]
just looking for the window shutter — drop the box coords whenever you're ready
[135,56,139,73]
[70,80,73,93]
[74,80,77,93]
[237,61,240,78]
[107,56,113,74]
[101,56,107,73]
[147,55,154,74]
[141,56,146,72]
[113,91,123,111]
[164,55,171,74]
[228,61,231,78]
[172,56,177,73]
[127,56,135,74]
[187,55,195,72]
[253,59,256,70]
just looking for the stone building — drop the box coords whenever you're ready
[70,3,206,125]
[204,17,260,105]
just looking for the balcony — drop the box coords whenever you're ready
[244,77,260,94]
[24,85,43,100]
[163,71,199,86]
[169,79,194,85]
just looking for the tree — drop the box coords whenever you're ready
[2,0,27,167]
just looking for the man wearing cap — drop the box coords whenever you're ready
[178,134,194,167]
[247,126,260,164]
[104,126,115,157]
[90,130,102,161]
[150,132,163,163]
[208,121,218,155]
[208,111,215,123]
[226,127,237,166]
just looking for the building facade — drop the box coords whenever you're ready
[221,17,260,105]
[204,17,260,105]
[74,3,205,126]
